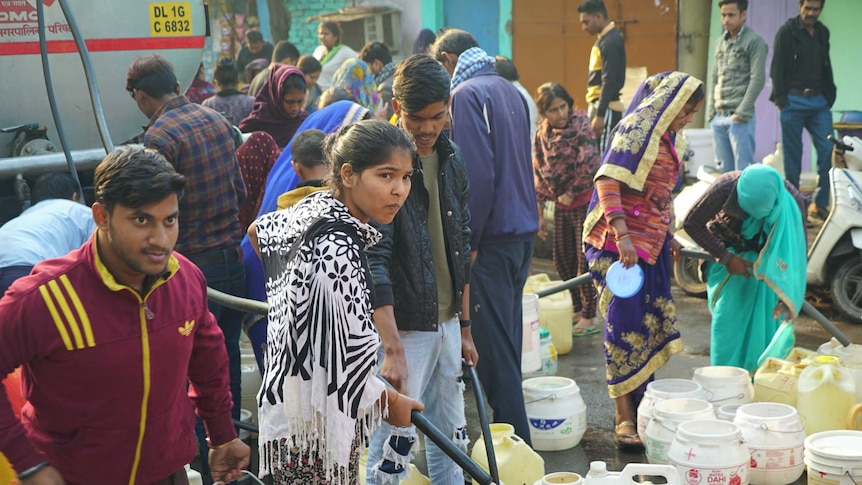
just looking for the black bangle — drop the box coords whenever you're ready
[459,319,472,328]
[17,461,50,480]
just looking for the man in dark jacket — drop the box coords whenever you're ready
[770,0,836,224]
[434,29,539,444]
[365,54,477,484]
[578,0,626,152]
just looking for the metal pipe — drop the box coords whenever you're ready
[0,148,116,179]
[467,365,499,485]
[36,0,85,203]
[57,0,114,155]
[679,248,852,346]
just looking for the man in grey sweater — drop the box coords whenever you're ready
[710,0,768,173]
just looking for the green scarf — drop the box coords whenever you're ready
[320,44,344,66]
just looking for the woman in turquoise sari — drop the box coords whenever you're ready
[241,100,370,369]
[683,164,807,371]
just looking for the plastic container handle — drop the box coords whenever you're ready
[846,403,862,430]
[620,464,682,485]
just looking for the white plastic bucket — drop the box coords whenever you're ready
[523,376,587,451]
[534,472,584,485]
[644,399,715,465]
[637,379,705,442]
[668,420,750,485]
[717,404,744,422]
[804,431,862,485]
[693,366,754,405]
[522,293,542,373]
[733,403,805,485]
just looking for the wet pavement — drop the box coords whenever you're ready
[450,256,862,485]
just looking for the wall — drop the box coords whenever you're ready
[822,3,862,116]
[367,0,424,60]
[287,0,351,56]
[706,1,862,168]
[444,0,500,55]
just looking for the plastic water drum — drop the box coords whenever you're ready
[797,356,856,435]
[693,366,754,405]
[637,378,705,442]
[753,357,806,407]
[524,274,574,355]
[668,420,750,485]
[644,399,715,465]
[523,376,587,451]
[471,423,545,485]
[682,128,717,176]
[523,293,542,373]
[804,431,862,485]
[734,403,805,485]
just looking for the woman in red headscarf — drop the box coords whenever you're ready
[239,64,309,148]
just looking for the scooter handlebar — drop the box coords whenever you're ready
[828,134,854,152]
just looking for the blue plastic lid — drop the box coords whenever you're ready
[606,261,644,298]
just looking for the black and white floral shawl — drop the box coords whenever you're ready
[254,190,386,480]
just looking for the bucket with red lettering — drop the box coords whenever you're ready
[668,420,750,485]
[733,403,805,485]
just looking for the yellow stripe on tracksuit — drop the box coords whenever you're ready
[37,278,95,351]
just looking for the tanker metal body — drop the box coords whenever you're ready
[0,0,208,223]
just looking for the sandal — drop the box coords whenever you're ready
[614,420,644,451]
[573,323,601,337]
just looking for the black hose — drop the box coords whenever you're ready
[410,410,496,485]
[466,365,499,485]
[36,0,85,203]
[57,0,114,154]
[534,273,592,298]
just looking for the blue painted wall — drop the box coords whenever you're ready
[443,0,500,55]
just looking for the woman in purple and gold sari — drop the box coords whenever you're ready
[582,71,704,450]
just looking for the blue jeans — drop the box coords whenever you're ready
[366,318,467,485]
[712,112,756,173]
[471,241,534,445]
[189,250,246,482]
[780,93,833,208]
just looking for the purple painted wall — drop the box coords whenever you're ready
[710,0,812,168]
[750,1,815,168]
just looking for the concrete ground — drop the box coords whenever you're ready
[448,256,862,485]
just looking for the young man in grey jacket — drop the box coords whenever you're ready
[710,0,768,173]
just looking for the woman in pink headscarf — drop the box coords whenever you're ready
[239,64,309,147]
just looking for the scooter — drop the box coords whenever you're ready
[671,165,721,296]
[806,136,862,322]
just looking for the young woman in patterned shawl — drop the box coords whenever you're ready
[582,71,704,450]
[248,120,423,484]
[533,82,602,336]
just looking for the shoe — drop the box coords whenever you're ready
[572,325,601,337]
[614,420,644,451]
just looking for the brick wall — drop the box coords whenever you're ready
[288,0,351,57]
